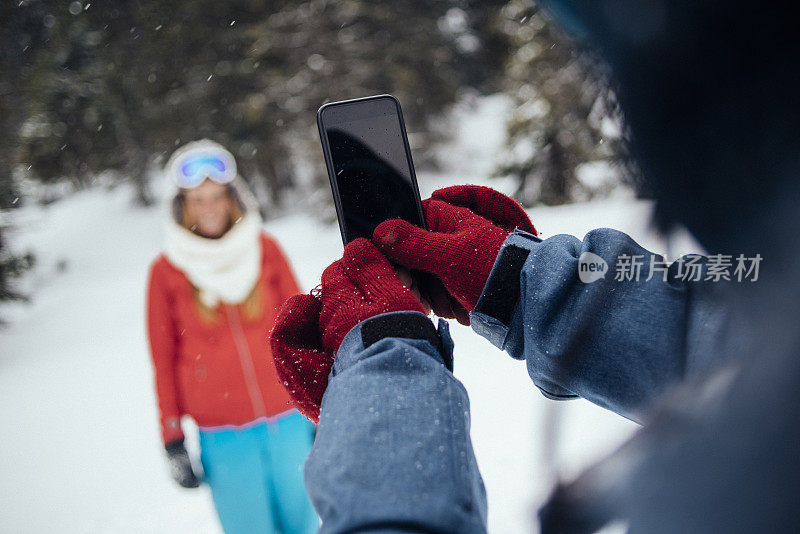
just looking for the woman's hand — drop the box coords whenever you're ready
[165,439,200,489]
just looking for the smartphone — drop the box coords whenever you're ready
[317,94,426,245]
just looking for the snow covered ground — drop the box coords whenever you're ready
[0,96,703,533]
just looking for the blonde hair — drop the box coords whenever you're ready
[178,186,264,324]
[191,281,264,324]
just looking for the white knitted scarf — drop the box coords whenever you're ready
[164,211,262,307]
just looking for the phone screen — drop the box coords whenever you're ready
[319,96,425,244]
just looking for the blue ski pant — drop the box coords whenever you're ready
[199,411,318,534]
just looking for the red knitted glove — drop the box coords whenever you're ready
[270,238,425,422]
[373,185,536,325]
[430,185,536,236]
[318,239,426,353]
[269,293,328,422]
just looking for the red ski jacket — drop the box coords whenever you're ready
[146,233,301,444]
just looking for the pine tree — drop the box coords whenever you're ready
[492,0,635,206]
[8,0,510,211]
[0,1,42,309]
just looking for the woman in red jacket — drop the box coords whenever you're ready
[146,139,318,533]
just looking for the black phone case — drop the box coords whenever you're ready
[317,94,427,245]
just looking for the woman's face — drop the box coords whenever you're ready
[183,179,233,239]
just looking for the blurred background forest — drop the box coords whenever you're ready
[0,0,638,308]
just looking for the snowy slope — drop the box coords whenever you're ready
[0,96,703,533]
[0,186,699,533]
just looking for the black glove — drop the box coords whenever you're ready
[165,439,200,489]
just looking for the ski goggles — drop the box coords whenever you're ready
[173,151,237,189]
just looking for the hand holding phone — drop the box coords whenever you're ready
[393,266,432,315]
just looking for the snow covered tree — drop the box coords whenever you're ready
[6,0,509,210]
[0,1,40,312]
[1,0,49,209]
[492,0,636,206]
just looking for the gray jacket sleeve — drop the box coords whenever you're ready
[305,311,487,534]
[470,228,722,421]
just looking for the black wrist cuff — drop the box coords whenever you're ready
[361,313,452,371]
[473,245,530,327]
